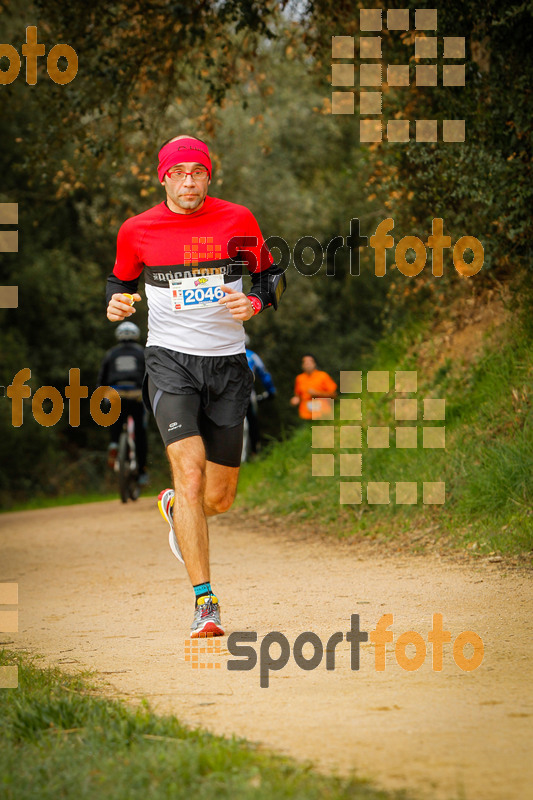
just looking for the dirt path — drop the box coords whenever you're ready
[1,498,532,799]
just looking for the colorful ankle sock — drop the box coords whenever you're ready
[194,582,213,605]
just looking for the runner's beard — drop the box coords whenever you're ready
[176,193,204,210]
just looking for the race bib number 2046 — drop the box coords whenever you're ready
[169,274,225,311]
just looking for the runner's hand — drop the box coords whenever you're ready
[218,285,254,321]
[106,293,142,322]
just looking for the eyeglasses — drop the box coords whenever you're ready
[166,167,209,182]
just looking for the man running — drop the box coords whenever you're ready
[105,135,285,637]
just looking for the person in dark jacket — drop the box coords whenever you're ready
[98,320,148,481]
[244,334,276,456]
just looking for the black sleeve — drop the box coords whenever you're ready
[106,272,140,306]
[247,263,287,312]
[97,351,111,387]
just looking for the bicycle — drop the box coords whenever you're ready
[116,413,140,503]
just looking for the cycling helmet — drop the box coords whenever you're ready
[115,321,140,341]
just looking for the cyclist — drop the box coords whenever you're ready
[98,321,148,484]
[291,353,337,420]
[105,135,285,637]
[245,334,276,456]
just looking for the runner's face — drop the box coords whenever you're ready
[302,356,316,374]
[162,161,210,214]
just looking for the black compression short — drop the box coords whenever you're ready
[145,347,253,468]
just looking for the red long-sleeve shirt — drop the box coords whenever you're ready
[109,197,273,356]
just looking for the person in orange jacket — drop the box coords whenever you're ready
[290,354,337,420]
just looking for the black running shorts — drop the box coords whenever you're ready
[144,346,253,468]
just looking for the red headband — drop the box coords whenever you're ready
[157,138,212,182]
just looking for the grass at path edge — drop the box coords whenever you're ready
[0,492,120,513]
[0,650,415,800]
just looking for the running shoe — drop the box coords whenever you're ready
[157,488,184,564]
[190,595,224,638]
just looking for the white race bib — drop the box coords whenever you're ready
[169,273,225,311]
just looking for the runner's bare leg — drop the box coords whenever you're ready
[204,461,240,516]
[166,437,239,586]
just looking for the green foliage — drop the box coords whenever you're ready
[237,306,533,556]
[446,331,533,545]
[304,0,533,307]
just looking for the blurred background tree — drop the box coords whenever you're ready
[0,0,530,503]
